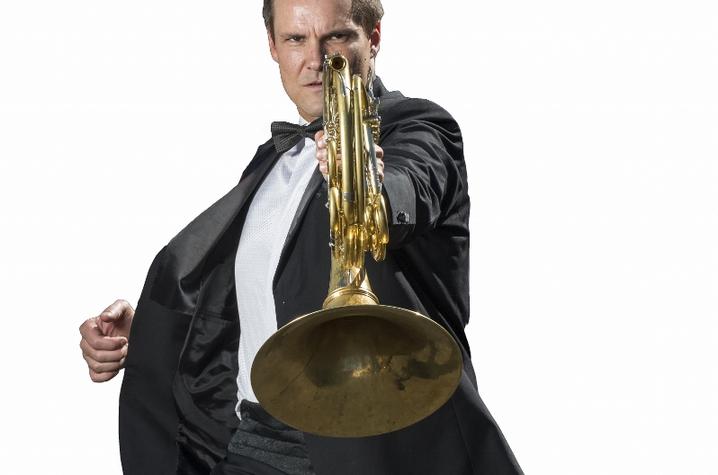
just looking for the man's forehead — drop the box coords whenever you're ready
[273,0,356,32]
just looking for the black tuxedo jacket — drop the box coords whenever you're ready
[118,79,523,475]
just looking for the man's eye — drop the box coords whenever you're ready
[330,34,346,40]
[287,36,302,43]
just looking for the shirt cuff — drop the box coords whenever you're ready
[381,169,416,247]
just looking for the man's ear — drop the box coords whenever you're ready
[370,22,381,58]
[268,30,279,63]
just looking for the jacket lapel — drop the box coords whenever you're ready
[271,168,325,294]
[151,141,281,314]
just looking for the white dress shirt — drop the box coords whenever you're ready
[233,130,318,417]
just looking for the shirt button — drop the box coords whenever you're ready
[397,211,409,224]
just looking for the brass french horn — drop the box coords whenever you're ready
[251,54,462,437]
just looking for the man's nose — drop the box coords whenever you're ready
[306,40,325,71]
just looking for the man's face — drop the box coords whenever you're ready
[268,0,381,122]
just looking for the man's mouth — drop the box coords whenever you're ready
[305,81,323,88]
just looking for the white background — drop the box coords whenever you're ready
[0,1,716,474]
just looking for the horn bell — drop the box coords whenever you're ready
[251,304,463,438]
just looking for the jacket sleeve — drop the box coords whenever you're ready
[379,98,467,248]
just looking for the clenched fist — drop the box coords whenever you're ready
[79,299,134,382]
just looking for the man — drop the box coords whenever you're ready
[79,0,523,473]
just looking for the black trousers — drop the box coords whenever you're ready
[209,400,315,475]
[211,453,291,475]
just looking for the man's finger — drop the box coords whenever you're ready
[80,338,127,362]
[92,335,127,351]
[89,368,119,383]
[80,321,127,351]
[83,353,126,374]
[78,317,98,338]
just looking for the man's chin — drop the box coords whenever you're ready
[297,102,323,122]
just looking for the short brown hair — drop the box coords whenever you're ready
[263,0,384,38]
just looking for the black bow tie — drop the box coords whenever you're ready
[270,119,323,154]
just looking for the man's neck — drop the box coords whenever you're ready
[298,113,319,124]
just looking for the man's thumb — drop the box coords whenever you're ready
[99,312,118,323]
[99,299,131,323]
